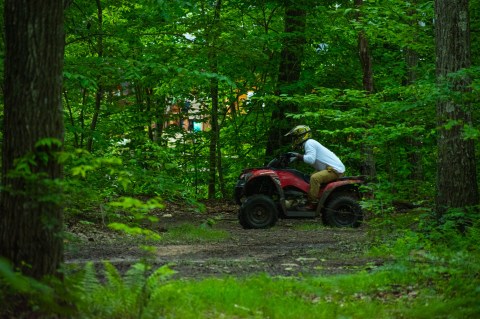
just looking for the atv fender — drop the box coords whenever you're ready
[243,173,287,214]
[317,179,363,213]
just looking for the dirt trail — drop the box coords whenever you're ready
[65,201,381,278]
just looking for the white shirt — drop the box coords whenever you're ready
[302,139,345,173]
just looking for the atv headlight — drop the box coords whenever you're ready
[240,172,253,181]
[235,172,252,205]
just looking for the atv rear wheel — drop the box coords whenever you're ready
[323,195,362,228]
[239,195,278,229]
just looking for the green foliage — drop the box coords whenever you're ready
[2,0,480,315]
[69,242,479,318]
[58,0,474,206]
[62,144,194,223]
[73,261,175,318]
[4,211,480,318]
[107,196,163,248]
[0,258,75,317]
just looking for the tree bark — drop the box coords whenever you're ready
[86,0,104,152]
[207,0,222,199]
[146,88,154,141]
[355,0,376,178]
[265,0,306,157]
[405,46,424,181]
[405,2,424,181]
[1,0,65,279]
[435,0,479,218]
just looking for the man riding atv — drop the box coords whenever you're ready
[285,125,345,211]
[235,125,365,229]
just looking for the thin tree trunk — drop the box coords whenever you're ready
[405,3,424,181]
[208,80,220,199]
[1,0,65,279]
[64,90,80,148]
[146,88,154,141]
[80,88,87,148]
[155,95,167,143]
[216,146,227,198]
[435,0,478,218]
[87,89,103,151]
[207,0,222,199]
[87,0,103,152]
[405,47,424,181]
[355,0,376,178]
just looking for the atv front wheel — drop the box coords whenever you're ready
[239,195,278,229]
[323,195,362,228]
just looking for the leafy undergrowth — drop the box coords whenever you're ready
[2,203,479,318]
[4,234,477,318]
[70,241,480,319]
[66,208,480,318]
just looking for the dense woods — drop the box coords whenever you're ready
[0,0,479,317]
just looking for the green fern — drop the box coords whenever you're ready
[103,261,124,291]
[81,262,101,294]
[74,261,176,318]
[124,262,148,289]
[146,264,176,290]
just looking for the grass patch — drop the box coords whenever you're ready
[160,223,229,243]
[69,218,480,319]
[72,261,479,319]
[6,210,480,318]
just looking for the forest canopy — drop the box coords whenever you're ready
[55,0,479,205]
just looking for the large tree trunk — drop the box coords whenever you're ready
[435,0,479,218]
[265,0,306,157]
[1,0,65,279]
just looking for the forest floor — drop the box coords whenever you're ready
[65,200,384,279]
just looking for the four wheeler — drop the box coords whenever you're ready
[234,153,366,229]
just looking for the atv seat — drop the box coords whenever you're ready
[320,175,367,188]
[284,169,310,183]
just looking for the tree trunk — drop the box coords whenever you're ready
[207,0,222,199]
[80,88,87,148]
[405,46,424,181]
[405,2,424,181]
[216,146,227,198]
[357,33,374,93]
[265,0,306,157]
[146,88,154,141]
[208,78,220,199]
[155,95,167,143]
[86,0,104,152]
[355,0,376,178]
[1,0,65,279]
[64,90,80,148]
[435,0,479,218]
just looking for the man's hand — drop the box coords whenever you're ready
[286,152,300,162]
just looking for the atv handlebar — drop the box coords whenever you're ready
[267,153,297,169]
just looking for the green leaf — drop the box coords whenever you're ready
[34,138,62,149]
[462,124,480,140]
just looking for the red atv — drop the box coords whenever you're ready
[234,153,366,229]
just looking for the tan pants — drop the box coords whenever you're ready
[308,167,343,202]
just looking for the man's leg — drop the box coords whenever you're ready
[309,169,338,202]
